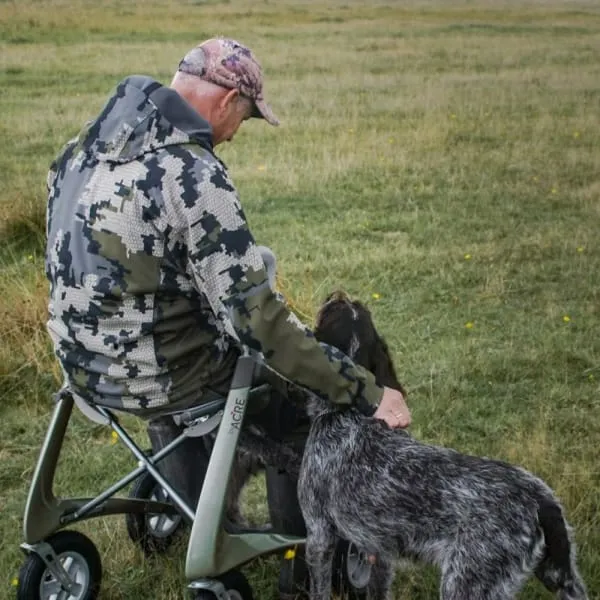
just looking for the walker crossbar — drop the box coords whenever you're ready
[95,405,197,522]
[66,421,194,523]
[22,391,225,543]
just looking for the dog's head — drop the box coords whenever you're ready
[314,290,405,395]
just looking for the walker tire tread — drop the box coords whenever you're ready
[126,470,185,555]
[332,539,369,599]
[17,530,102,600]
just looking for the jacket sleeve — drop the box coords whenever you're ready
[164,148,383,410]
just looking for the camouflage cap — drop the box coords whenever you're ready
[178,38,279,126]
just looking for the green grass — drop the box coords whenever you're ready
[1,0,600,598]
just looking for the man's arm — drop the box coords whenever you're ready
[164,148,383,410]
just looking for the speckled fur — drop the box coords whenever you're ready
[297,291,588,600]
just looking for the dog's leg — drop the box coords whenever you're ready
[440,561,527,600]
[305,524,336,600]
[366,556,394,600]
[440,568,484,600]
[224,449,258,526]
[238,428,302,477]
[225,429,301,528]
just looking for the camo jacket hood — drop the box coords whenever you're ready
[46,76,383,415]
[78,75,213,163]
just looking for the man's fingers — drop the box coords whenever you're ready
[374,389,411,429]
[383,413,400,429]
[381,411,411,429]
[397,412,411,428]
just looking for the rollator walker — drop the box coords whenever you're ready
[16,348,373,599]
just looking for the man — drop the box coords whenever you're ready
[45,37,410,598]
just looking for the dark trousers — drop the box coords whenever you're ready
[266,461,309,599]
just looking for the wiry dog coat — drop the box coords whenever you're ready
[298,291,588,600]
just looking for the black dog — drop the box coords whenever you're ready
[314,290,405,395]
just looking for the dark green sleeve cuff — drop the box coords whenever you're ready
[350,366,383,416]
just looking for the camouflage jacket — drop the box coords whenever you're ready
[45,76,383,414]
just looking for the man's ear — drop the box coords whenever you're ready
[219,88,240,113]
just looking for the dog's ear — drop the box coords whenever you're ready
[371,333,406,396]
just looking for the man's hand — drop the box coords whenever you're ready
[373,387,411,429]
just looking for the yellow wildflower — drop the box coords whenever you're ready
[562,315,571,323]
[464,253,472,260]
[465,322,474,329]
[372,293,381,300]
[110,431,119,444]
[576,247,584,253]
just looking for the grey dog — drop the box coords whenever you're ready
[297,291,588,600]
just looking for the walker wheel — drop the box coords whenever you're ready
[125,470,185,555]
[191,570,254,599]
[332,539,371,598]
[17,530,102,600]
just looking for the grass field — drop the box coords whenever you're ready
[1,0,600,598]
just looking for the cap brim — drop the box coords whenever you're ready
[252,98,280,127]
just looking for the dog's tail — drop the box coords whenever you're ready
[535,498,588,600]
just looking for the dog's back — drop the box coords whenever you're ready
[303,407,544,554]
[302,411,588,599]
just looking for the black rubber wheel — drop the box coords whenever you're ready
[17,530,102,600]
[125,470,185,555]
[332,540,370,599]
[191,570,254,599]
[278,540,369,599]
